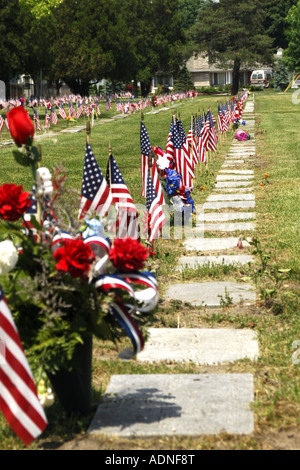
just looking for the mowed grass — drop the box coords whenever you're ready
[0,91,300,450]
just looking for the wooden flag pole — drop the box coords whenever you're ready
[190,113,194,165]
[36,145,42,243]
[108,141,112,189]
[86,120,91,145]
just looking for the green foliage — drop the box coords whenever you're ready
[190,0,274,95]
[283,1,300,72]
[173,65,194,92]
[0,0,27,86]
[274,60,290,90]
[262,0,298,50]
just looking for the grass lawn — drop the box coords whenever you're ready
[0,90,299,450]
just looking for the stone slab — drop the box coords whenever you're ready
[164,281,256,307]
[198,211,256,221]
[177,254,254,269]
[222,161,246,166]
[202,201,255,210]
[213,187,254,193]
[137,328,259,365]
[214,182,253,188]
[206,194,254,201]
[183,237,250,251]
[216,175,254,181]
[200,222,255,232]
[219,170,254,175]
[88,373,255,436]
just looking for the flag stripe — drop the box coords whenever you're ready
[0,290,47,446]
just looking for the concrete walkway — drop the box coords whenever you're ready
[88,95,258,439]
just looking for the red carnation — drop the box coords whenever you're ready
[6,106,35,147]
[0,183,31,221]
[53,239,96,279]
[109,238,148,272]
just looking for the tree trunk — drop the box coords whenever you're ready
[141,79,152,98]
[133,79,138,97]
[232,57,241,95]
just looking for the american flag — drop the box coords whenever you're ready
[177,119,186,146]
[105,97,111,111]
[187,118,198,167]
[0,115,4,133]
[140,121,151,198]
[202,112,210,150]
[171,121,189,186]
[106,154,140,239]
[207,111,218,152]
[218,105,224,134]
[151,156,166,206]
[95,101,101,116]
[58,102,67,120]
[22,187,38,240]
[50,106,58,125]
[68,100,75,117]
[76,101,83,118]
[165,120,174,164]
[146,172,166,242]
[44,109,50,129]
[0,284,48,446]
[78,141,113,220]
[33,109,41,131]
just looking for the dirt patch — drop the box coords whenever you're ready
[52,426,300,450]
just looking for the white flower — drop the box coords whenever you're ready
[36,167,53,196]
[157,153,170,171]
[171,195,184,212]
[0,240,19,275]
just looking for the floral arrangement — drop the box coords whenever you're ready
[0,106,159,383]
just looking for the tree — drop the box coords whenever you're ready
[119,0,186,97]
[177,0,206,30]
[0,0,27,94]
[262,0,298,50]
[274,60,290,90]
[190,0,274,95]
[50,0,132,95]
[173,65,194,92]
[283,1,300,73]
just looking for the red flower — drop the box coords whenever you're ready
[53,239,95,279]
[0,183,31,221]
[109,238,148,272]
[6,106,35,146]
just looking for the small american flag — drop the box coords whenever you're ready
[58,102,67,120]
[146,172,166,242]
[105,97,111,111]
[207,111,218,152]
[106,154,140,239]
[218,105,224,134]
[50,106,58,125]
[76,101,83,118]
[0,284,48,446]
[78,141,113,220]
[44,109,50,129]
[68,100,75,117]
[140,121,151,198]
[33,109,41,131]
[0,115,4,133]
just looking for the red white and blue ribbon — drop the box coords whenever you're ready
[109,301,145,355]
[51,230,159,355]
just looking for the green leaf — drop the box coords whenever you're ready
[27,215,42,231]
[13,150,31,167]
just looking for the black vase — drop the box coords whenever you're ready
[47,334,93,416]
